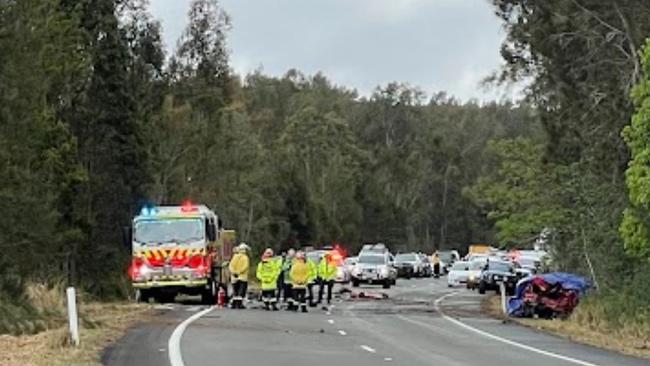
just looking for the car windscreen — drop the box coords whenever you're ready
[452,262,469,271]
[307,252,322,263]
[358,255,385,264]
[395,254,417,262]
[470,261,486,270]
[134,218,204,244]
[488,262,513,272]
[518,257,539,267]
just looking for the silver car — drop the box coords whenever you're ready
[351,253,398,289]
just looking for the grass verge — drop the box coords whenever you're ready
[482,295,650,360]
[0,301,150,366]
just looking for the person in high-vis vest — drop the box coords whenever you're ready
[306,255,319,307]
[281,248,296,309]
[431,251,441,279]
[229,244,250,309]
[256,248,280,311]
[318,251,337,306]
[290,251,310,313]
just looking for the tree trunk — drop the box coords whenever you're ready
[440,163,451,248]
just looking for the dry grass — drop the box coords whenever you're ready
[482,295,650,360]
[0,285,151,366]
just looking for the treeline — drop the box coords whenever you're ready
[0,0,541,298]
[3,0,648,318]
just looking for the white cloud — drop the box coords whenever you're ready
[149,0,509,101]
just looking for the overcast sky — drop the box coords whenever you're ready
[148,0,509,101]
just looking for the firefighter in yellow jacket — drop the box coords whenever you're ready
[256,248,280,311]
[431,251,441,279]
[229,243,250,309]
[290,251,310,313]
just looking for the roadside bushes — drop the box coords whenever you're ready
[0,277,68,335]
[571,267,650,343]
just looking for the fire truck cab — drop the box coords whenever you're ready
[128,202,233,304]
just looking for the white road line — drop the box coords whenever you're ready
[384,357,393,362]
[434,292,602,366]
[328,319,335,324]
[168,306,214,366]
[360,345,377,353]
[338,330,347,336]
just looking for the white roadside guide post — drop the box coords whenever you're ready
[66,287,80,346]
[499,281,507,315]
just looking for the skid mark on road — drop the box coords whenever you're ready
[434,292,602,366]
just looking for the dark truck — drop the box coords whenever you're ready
[477,260,520,296]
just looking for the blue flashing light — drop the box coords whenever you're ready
[139,206,158,217]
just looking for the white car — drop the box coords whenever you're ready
[335,263,351,283]
[344,257,358,274]
[447,261,471,287]
[351,253,397,289]
[466,258,488,290]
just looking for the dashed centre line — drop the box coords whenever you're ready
[360,345,377,353]
[338,330,347,336]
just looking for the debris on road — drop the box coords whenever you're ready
[350,291,389,300]
[507,273,589,319]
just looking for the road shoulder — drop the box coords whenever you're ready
[1,302,151,366]
[481,295,650,360]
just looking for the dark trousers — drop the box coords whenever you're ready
[293,287,307,311]
[276,273,285,302]
[283,283,293,305]
[433,264,440,278]
[261,289,277,310]
[318,279,334,304]
[232,280,247,308]
[307,282,317,306]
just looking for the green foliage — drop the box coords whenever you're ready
[466,139,570,247]
[0,0,87,279]
[0,0,546,311]
[279,106,364,244]
[621,39,650,260]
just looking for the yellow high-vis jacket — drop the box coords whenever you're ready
[290,260,309,288]
[318,258,337,281]
[229,253,250,282]
[307,259,318,284]
[256,259,280,290]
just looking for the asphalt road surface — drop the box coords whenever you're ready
[103,278,649,366]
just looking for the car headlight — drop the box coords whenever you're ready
[379,267,389,276]
[352,268,361,276]
[469,274,475,281]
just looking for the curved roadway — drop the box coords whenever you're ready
[103,278,648,366]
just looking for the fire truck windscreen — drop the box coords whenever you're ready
[134,218,204,244]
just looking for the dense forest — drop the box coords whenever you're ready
[0,0,648,332]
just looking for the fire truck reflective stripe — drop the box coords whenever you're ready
[137,248,209,261]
